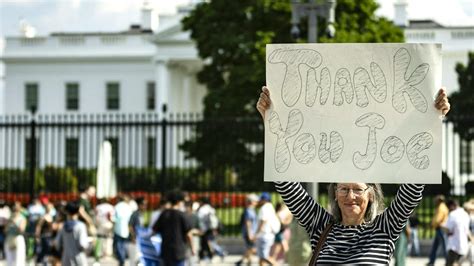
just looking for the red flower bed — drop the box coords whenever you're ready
[0,191,250,208]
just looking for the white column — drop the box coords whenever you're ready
[155,58,169,116]
[183,74,192,114]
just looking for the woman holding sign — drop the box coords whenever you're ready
[256,86,450,265]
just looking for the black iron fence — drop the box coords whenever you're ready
[0,112,473,237]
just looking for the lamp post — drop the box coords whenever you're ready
[29,107,37,201]
[290,0,336,200]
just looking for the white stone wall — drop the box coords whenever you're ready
[1,33,207,115]
[405,27,474,94]
[4,60,155,114]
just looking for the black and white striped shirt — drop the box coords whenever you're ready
[274,182,424,264]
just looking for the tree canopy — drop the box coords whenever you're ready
[181,0,405,190]
[447,52,474,140]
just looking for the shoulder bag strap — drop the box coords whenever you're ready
[308,221,334,266]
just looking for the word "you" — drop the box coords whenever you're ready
[269,110,433,173]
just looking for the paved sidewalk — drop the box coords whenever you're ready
[190,255,455,266]
[0,255,457,265]
[207,255,450,266]
[88,255,462,265]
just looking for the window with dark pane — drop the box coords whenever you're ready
[25,83,38,112]
[106,82,120,110]
[147,137,156,167]
[66,138,79,168]
[146,81,155,110]
[66,83,79,110]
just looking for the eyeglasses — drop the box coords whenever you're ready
[336,187,370,196]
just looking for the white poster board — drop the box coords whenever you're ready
[265,43,442,184]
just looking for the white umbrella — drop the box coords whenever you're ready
[96,141,117,198]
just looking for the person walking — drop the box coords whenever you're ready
[129,197,160,266]
[26,197,45,260]
[0,200,11,260]
[4,201,27,266]
[113,195,133,266]
[78,186,97,238]
[94,198,114,258]
[427,195,449,265]
[463,199,474,265]
[255,192,280,266]
[50,202,67,266]
[152,190,195,266]
[197,197,226,261]
[235,193,259,266]
[256,85,450,264]
[271,202,293,263]
[184,200,201,265]
[35,201,57,265]
[393,223,410,266]
[443,199,471,266]
[407,212,420,256]
[55,201,89,266]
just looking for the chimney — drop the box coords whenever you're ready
[394,0,409,27]
[141,0,158,31]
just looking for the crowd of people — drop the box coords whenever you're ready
[1,186,474,265]
[0,186,231,266]
[422,195,474,266]
[390,194,474,266]
[235,192,293,266]
[0,181,298,266]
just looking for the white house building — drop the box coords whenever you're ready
[0,1,473,193]
[0,3,205,170]
[1,3,205,116]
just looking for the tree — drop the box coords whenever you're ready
[181,0,404,191]
[447,52,474,140]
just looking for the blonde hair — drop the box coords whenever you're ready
[327,183,385,224]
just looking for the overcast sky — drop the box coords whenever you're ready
[0,0,473,39]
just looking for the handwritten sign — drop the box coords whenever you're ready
[265,43,442,184]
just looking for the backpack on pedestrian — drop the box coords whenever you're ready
[207,212,225,234]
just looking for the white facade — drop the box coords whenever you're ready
[403,21,474,95]
[1,8,206,116]
[0,6,206,171]
[152,22,205,116]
